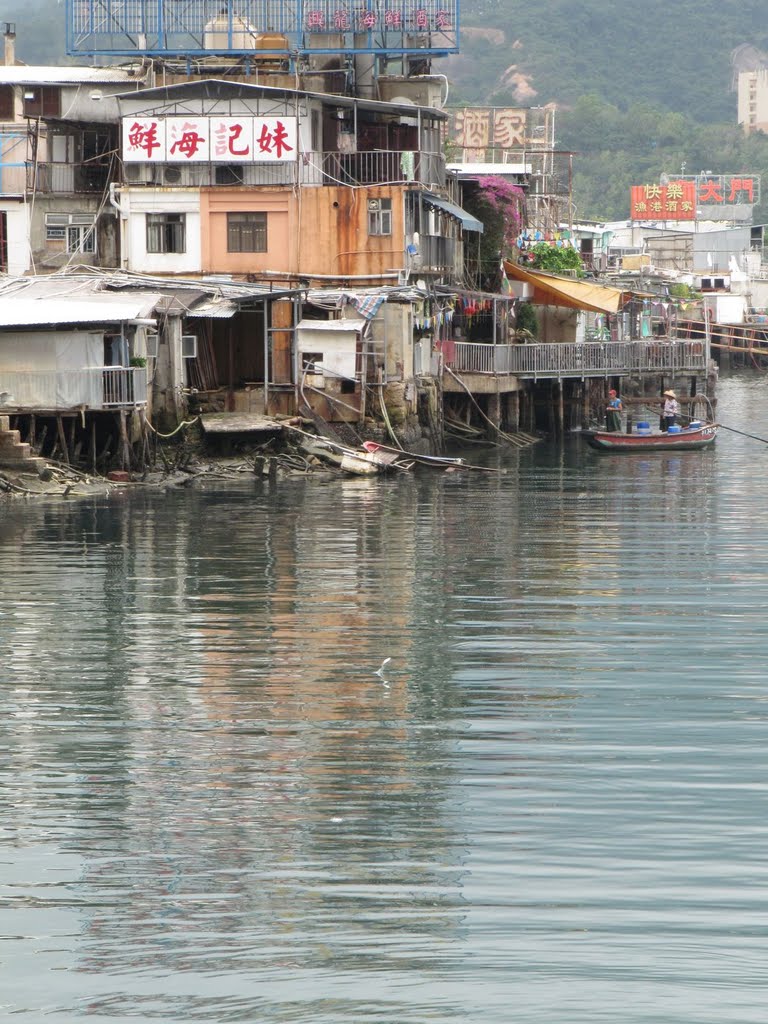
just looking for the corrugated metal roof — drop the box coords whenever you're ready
[116,78,446,119]
[0,66,145,85]
[187,299,238,319]
[0,295,161,327]
[296,319,366,332]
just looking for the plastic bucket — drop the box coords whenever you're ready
[667,424,682,434]
[636,421,651,435]
[688,419,702,430]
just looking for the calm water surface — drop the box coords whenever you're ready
[2,374,768,1023]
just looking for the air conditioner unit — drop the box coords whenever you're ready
[181,335,198,359]
[145,333,159,358]
[368,199,381,212]
[123,165,142,182]
[164,166,182,184]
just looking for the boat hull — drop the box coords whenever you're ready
[584,425,718,452]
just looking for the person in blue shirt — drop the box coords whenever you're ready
[606,389,622,431]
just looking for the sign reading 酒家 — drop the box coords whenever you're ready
[449,108,529,161]
[123,116,297,163]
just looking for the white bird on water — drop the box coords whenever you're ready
[374,657,392,678]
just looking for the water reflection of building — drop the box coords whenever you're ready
[18,480,472,987]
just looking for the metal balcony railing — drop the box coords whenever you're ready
[321,150,443,186]
[0,368,147,410]
[444,340,708,378]
[32,162,111,194]
[0,163,26,195]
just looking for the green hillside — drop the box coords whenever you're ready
[450,0,768,221]
[451,0,768,122]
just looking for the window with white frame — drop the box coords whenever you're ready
[45,213,96,254]
[146,212,186,254]
[367,198,392,236]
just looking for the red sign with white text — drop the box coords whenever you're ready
[630,181,697,221]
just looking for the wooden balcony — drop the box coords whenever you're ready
[444,340,708,379]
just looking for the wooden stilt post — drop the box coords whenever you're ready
[89,417,97,476]
[68,416,76,462]
[557,381,565,439]
[56,415,69,465]
[118,410,130,470]
[29,414,36,449]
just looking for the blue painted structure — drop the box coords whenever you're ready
[66,0,460,58]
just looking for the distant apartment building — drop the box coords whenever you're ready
[737,68,768,134]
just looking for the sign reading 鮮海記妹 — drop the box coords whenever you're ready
[122,116,297,163]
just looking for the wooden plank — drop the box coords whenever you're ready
[200,413,285,435]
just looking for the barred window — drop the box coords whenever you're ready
[45,212,96,254]
[227,212,267,253]
[146,213,186,254]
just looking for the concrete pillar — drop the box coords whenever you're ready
[3,26,15,67]
[487,391,502,438]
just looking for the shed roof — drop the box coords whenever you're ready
[296,318,366,332]
[0,291,161,327]
[0,66,146,85]
[116,78,446,119]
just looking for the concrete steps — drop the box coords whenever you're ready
[0,415,46,471]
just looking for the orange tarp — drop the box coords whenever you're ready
[503,259,630,314]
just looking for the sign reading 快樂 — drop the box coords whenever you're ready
[122,116,298,163]
[630,176,761,221]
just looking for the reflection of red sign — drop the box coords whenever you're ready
[630,181,696,221]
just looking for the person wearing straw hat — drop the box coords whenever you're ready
[662,389,680,432]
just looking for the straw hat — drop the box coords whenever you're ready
[663,389,676,398]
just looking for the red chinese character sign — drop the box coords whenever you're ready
[630,181,697,221]
[630,175,761,221]
[125,119,166,162]
[123,116,297,163]
[167,118,210,162]
[68,0,459,57]
[694,175,760,207]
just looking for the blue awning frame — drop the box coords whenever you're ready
[422,193,485,234]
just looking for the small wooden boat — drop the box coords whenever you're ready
[584,422,718,452]
[339,447,410,475]
[362,440,466,468]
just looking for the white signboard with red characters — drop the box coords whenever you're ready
[122,116,297,163]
